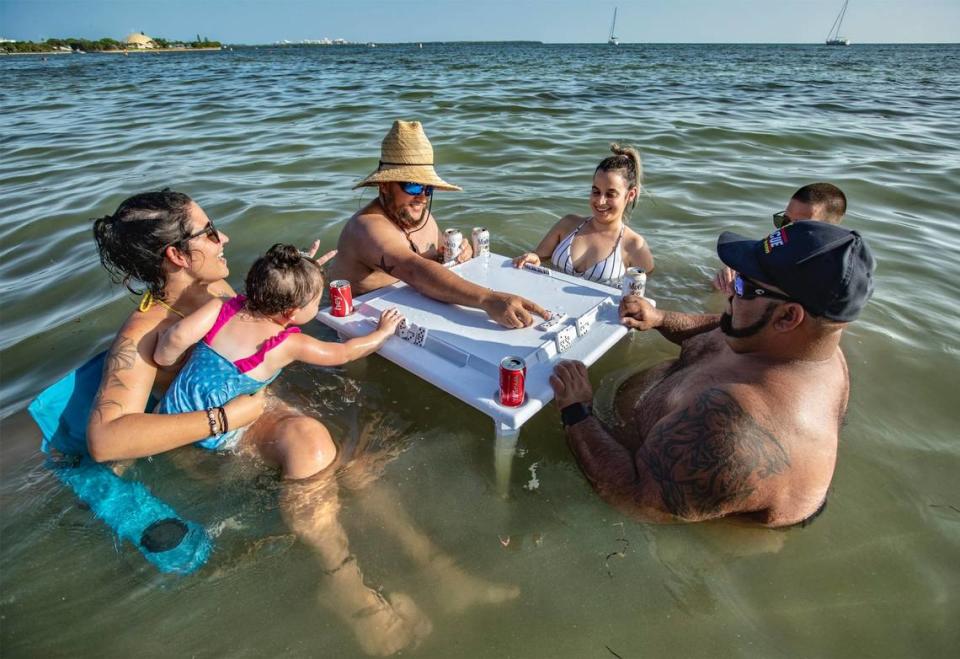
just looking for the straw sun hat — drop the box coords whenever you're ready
[353,120,462,191]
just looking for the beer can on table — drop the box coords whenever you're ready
[329,280,353,317]
[499,356,526,407]
[621,267,647,298]
[443,228,463,262]
[471,227,490,256]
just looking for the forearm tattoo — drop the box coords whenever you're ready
[640,388,789,519]
[91,336,137,423]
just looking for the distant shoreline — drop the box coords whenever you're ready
[1,47,223,56]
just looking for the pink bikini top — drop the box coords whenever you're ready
[204,295,300,374]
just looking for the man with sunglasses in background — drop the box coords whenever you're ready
[330,120,548,328]
[713,182,847,295]
[550,222,874,527]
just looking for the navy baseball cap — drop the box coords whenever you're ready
[717,222,876,322]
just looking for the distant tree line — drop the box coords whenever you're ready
[1,37,222,53]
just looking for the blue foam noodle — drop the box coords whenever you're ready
[28,351,213,574]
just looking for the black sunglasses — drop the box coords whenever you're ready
[772,211,793,229]
[161,220,221,253]
[734,273,794,302]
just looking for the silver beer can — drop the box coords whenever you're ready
[621,267,647,298]
[444,228,463,262]
[471,227,490,256]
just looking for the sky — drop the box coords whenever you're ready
[2,0,958,44]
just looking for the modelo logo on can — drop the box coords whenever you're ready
[329,280,353,317]
[471,227,490,256]
[621,267,646,298]
[444,228,463,262]
[499,356,526,407]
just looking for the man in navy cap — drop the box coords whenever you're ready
[551,222,875,527]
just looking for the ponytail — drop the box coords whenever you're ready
[245,244,324,315]
[92,189,194,298]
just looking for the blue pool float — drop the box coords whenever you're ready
[28,351,212,575]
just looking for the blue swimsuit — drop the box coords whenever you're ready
[157,295,300,451]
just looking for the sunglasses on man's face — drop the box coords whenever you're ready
[398,181,434,197]
[734,273,794,302]
[772,211,793,229]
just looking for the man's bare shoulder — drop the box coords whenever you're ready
[677,327,725,362]
[637,385,791,522]
[341,206,413,250]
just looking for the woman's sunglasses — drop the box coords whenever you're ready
[160,220,221,253]
[398,181,434,196]
[734,273,794,302]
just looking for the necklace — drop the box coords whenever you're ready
[393,212,430,254]
[138,291,186,318]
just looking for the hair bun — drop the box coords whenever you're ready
[265,243,304,268]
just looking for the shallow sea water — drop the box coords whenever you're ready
[1,43,959,657]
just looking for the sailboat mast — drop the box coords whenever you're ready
[610,7,618,40]
[827,0,849,41]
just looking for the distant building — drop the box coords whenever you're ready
[125,32,157,49]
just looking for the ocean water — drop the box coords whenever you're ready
[1,43,958,657]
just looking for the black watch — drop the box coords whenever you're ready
[561,402,593,428]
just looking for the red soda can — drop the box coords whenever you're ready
[329,279,353,317]
[499,356,526,407]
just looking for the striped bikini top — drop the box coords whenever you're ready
[550,219,626,286]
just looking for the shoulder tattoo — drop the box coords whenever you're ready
[640,388,789,519]
[91,336,138,423]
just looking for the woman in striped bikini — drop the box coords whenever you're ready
[513,143,654,286]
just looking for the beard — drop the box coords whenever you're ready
[720,302,777,339]
[381,189,429,229]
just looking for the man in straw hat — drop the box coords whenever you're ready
[551,222,875,527]
[330,120,548,328]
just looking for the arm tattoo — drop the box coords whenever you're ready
[103,336,136,390]
[639,388,789,519]
[377,255,395,275]
[91,336,138,423]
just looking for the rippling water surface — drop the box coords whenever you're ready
[2,43,959,657]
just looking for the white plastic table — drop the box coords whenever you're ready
[316,253,647,493]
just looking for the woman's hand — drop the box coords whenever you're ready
[224,389,267,429]
[302,239,337,268]
[513,252,541,269]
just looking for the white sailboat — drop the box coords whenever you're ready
[825,0,851,46]
[608,7,619,46]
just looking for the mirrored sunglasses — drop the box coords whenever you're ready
[399,181,434,196]
[734,273,794,302]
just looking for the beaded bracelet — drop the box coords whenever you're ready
[205,407,222,438]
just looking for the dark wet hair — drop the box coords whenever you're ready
[245,244,324,316]
[792,183,847,223]
[595,143,643,213]
[92,189,194,298]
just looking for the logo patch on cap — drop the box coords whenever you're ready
[763,226,789,254]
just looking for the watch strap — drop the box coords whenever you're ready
[561,402,592,428]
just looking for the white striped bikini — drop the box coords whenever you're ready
[550,219,626,287]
